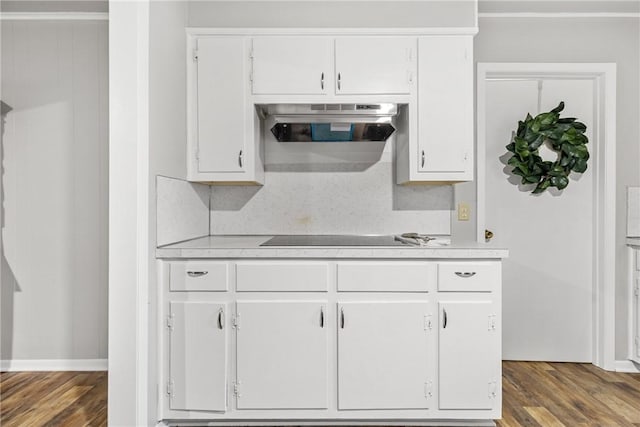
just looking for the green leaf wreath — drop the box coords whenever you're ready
[505,102,589,194]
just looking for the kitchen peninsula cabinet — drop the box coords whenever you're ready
[167,301,227,411]
[157,244,506,425]
[337,301,432,410]
[439,301,499,410]
[629,239,640,364]
[235,301,329,409]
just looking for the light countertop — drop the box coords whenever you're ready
[156,235,509,259]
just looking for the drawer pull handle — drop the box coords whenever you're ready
[320,307,324,328]
[337,72,341,90]
[321,72,324,90]
[443,309,448,329]
[455,272,476,278]
[187,271,208,278]
[217,308,224,330]
[340,308,345,329]
[238,150,244,168]
[421,150,425,168]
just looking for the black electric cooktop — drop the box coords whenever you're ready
[260,235,408,247]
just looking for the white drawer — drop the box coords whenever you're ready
[236,262,329,292]
[437,262,500,292]
[169,261,229,291]
[337,261,434,292]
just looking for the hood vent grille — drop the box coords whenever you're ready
[259,103,397,143]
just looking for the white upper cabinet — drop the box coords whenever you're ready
[250,36,416,97]
[334,37,416,95]
[251,37,332,95]
[188,36,264,184]
[397,35,474,183]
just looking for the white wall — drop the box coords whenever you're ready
[0,20,108,367]
[452,16,640,360]
[148,1,189,424]
[0,1,108,13]
[187,1,476,28]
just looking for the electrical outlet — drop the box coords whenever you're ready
[458,203,470,221]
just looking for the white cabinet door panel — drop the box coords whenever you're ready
[169,301,227,411]
[236,261,329,292]
[338,301,430,409]
[337,261,433,292]
[437,262,500,292]
[439,301,498,410]
[196,37,246,173]
[252,37,331,95]
[236,301,329,409]
[169,261,229,292]
[335,37,416,95]
[417,36,472,173]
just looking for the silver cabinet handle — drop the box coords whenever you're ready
[187,271,208,278]
[320,306,324,328]
[217,308,224,330]
[443,309,448,329]
[337,72,341,90]
[238,150,243,168]
[455,272,476,278]
[340,307,345,329]
[421,150,425,168]
[321,72,324,90]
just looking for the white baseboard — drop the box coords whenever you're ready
[615,359,640,373]
[1,358,107,372]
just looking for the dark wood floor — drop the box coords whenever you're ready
[1,362,640,426]
[0,371,107,426]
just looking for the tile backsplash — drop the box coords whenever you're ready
[210,161,453,236]
[156,176,210,246]
[629,187,640,237]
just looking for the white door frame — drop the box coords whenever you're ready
[476,63,617,371]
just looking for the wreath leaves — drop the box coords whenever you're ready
[505,102,589,194]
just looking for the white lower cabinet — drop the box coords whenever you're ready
[630,246,640,363]
[161,258,502,423]
[337,301,432,409]
[439,301,499,410]
[235,301,329,409]
[168,301,227,411]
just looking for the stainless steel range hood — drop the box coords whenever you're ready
[257,103,397,143]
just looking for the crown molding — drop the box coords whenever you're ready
[479,12,640,19]
[0,12,108,21]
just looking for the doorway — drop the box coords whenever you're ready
[477,63,616,369]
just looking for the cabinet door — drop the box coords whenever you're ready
[417,36,472,173]
[338,301,431,409]
[633,253,640,363]
[196,37,247,173]
[169,301,227,411]
[335,37,416,95]
[252,37,331,95]
[439,301,499,410]
[236,301,329,409]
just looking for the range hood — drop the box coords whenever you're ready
[257,103,397,143]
